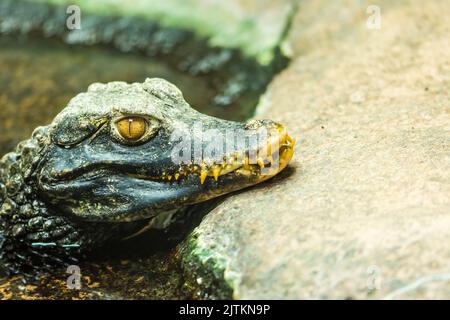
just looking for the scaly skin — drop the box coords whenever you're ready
[0,78,294,275]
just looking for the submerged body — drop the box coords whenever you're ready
[0,78,294,274]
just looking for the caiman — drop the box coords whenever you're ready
[0,78,294,274]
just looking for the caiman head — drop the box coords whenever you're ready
[0,78,294,272]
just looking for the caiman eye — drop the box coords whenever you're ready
[115,116,147,141]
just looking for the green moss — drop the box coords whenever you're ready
[180,231,234,299]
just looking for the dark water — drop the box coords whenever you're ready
[0,35,238,299]
[0,35,244,156]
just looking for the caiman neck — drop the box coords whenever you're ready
[0,126,50,235]
[0,126,81,274]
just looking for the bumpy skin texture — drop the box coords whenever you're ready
[0,78,293,275]
[0,126,85,273]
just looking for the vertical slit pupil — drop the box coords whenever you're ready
[128,118,133,136]
[117,116,147,141]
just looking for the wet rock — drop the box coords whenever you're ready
[182,0,450,299]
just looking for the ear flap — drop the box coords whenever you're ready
[50,114,106,147]
[142,78,185,104]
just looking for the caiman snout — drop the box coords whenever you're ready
[237,119,295,181]
[161,118,295,185]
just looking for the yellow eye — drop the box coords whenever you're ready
[115,117,147,141]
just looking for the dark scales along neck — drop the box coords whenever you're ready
[0,127,82,275]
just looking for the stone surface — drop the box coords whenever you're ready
[32,0,294,63]
[183,0,450,299]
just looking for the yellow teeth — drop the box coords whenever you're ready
[200,170,208,185]
[174,173,180,181]
[286,135,293,143]
[243,157,250,170]
[257,157,265,168]
[212,165,221,181]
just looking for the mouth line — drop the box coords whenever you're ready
[45,127,295,186]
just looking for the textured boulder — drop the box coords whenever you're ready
[183,0,450,299]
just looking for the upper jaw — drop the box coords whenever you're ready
[155,122,295,185]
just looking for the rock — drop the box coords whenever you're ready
[182,0,450,299]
